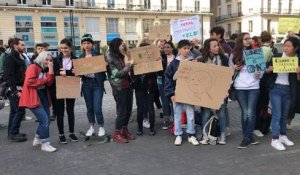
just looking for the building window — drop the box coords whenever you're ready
[177,0,182,11]
[267,19,271,32]
[161,0,167,10]
[87,0,95,7]
[237,22,241,33]
[106,18,118,33]
[17,0,26,5]
[218,0,221,5]
[237,2,242,15]
[227,23,231,36]
[195,0,200,11]
[15,16,34,52]
[85,17,99,34]
[66,0,74,6]
[248,20,253,32]
[278,0,282,13]
[289,0,293,13]
[218,7,221,16]
[64,17,80,55]
[125,18,137,33]
[42,0,51,6]
[142,19,154,33]
[267,0,271,13]
[227,4,231,16]
[41,16,58,49]
[160,19,170,24]
[144,0,151,10]
[108,0,115,8]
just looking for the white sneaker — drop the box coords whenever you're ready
[271,139,286,151]
[32,137,42,146]
[225,127,231,137]
[86,126,95,136]
[143,120,150,128]
[200,137,208,145]
[279,135,294,146]
[188,136,199,146]
[218,133,226,145]
[41,142,57,152]
[24,116,33,121]
[253,130,264,137]
[174,135,182,146]
[98,127,105,137]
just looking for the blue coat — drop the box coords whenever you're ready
[164,58,180,99]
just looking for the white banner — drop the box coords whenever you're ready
[171,15,201,43]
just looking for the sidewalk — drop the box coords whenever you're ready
[0,82,299,175]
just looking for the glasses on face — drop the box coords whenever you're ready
[243,37,252,41]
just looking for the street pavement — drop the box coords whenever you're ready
[0,82,300,175]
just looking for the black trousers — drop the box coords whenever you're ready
[49,86,57,116]
[113,87,133,130]
[135,90,155,130]
[56,98,75,135]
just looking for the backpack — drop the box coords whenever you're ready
[202,112,220,145]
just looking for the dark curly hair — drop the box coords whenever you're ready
[200,38,225,63]
[232,32,252,65]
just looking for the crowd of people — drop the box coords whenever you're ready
[0,26,300,153]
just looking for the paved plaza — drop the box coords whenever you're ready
[0,82,300,175]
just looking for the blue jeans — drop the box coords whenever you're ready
[269,84,291,139]
[30,89,50,141]
[7,93,25,136]
[236,89,260,139]
[82,79,104,126]
[173,102,195,136]
[157,76,171,117]
[201,102,226,133]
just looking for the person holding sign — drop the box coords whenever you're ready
[54,38,78,144]
[106,38,135,144]
[165,40,199,146]
[229,33,263,149]
[19,51,57,152]
[80,34,107,137]
[266,37,300,151]
[197,38,229,145]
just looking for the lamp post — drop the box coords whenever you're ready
[69,9,75,52]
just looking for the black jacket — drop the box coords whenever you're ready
[54,53,77,76]
[4,50,26,95]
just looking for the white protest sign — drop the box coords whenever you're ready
[171,15,201,43]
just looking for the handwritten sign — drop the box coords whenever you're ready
[273,57,298,73]
[56,76,81,99]
[243,48,266,73]
[175,61,234,110]
[171,15,201,43]
[129,45,163,75]
[278,18,300,33]
[148,24,171,40]
[73,55,106,76]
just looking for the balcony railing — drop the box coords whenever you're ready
[260,8,300,15]
[1,1,211,13]
[215,12,243,22]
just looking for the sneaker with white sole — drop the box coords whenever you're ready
[32,137,42,146]
[271,139,286,151]
[98,127,105,137]
[174,135,182,146]
[41,142,57,152]
[188,136,199,146]
[225,127,231,137]
[279,135,294,146]
[200,137,208,145]
[86,126,95,136]
[143,120,150,128]
[253,130,264,137]
[218,133,226,145]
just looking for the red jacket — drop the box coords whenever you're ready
[19,64,54,108]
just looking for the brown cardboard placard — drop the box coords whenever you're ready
[129,45,163,75]
[148,24,171,40]
[175,61,234,110]
[73,55,107,76]
[56,76,81,99]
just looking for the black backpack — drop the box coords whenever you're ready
[202,111,220,145]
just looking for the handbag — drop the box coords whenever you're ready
[228,70,239,101]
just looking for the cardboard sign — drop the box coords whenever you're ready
[171,15,201,43]
[175,61,234,110]
[278,18,300,33]
[73,55,107,76]
[129,45,163,75]
[273,57,298,73]
[148,24,171,40]
[56,76,81,99]
[243,48,266,73]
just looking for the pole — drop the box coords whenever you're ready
[69,9,75,53]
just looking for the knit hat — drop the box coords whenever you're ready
[81,33,93,44]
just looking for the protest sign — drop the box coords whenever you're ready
[278,18,300,33]
[175,61,234,109]
[148,24,171,40]
[171,15,201,43]
[56,76,81,99]
[273,57,298,73]
[73,55,107,76]
[129,45,163,75]
[243,48,266,73]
